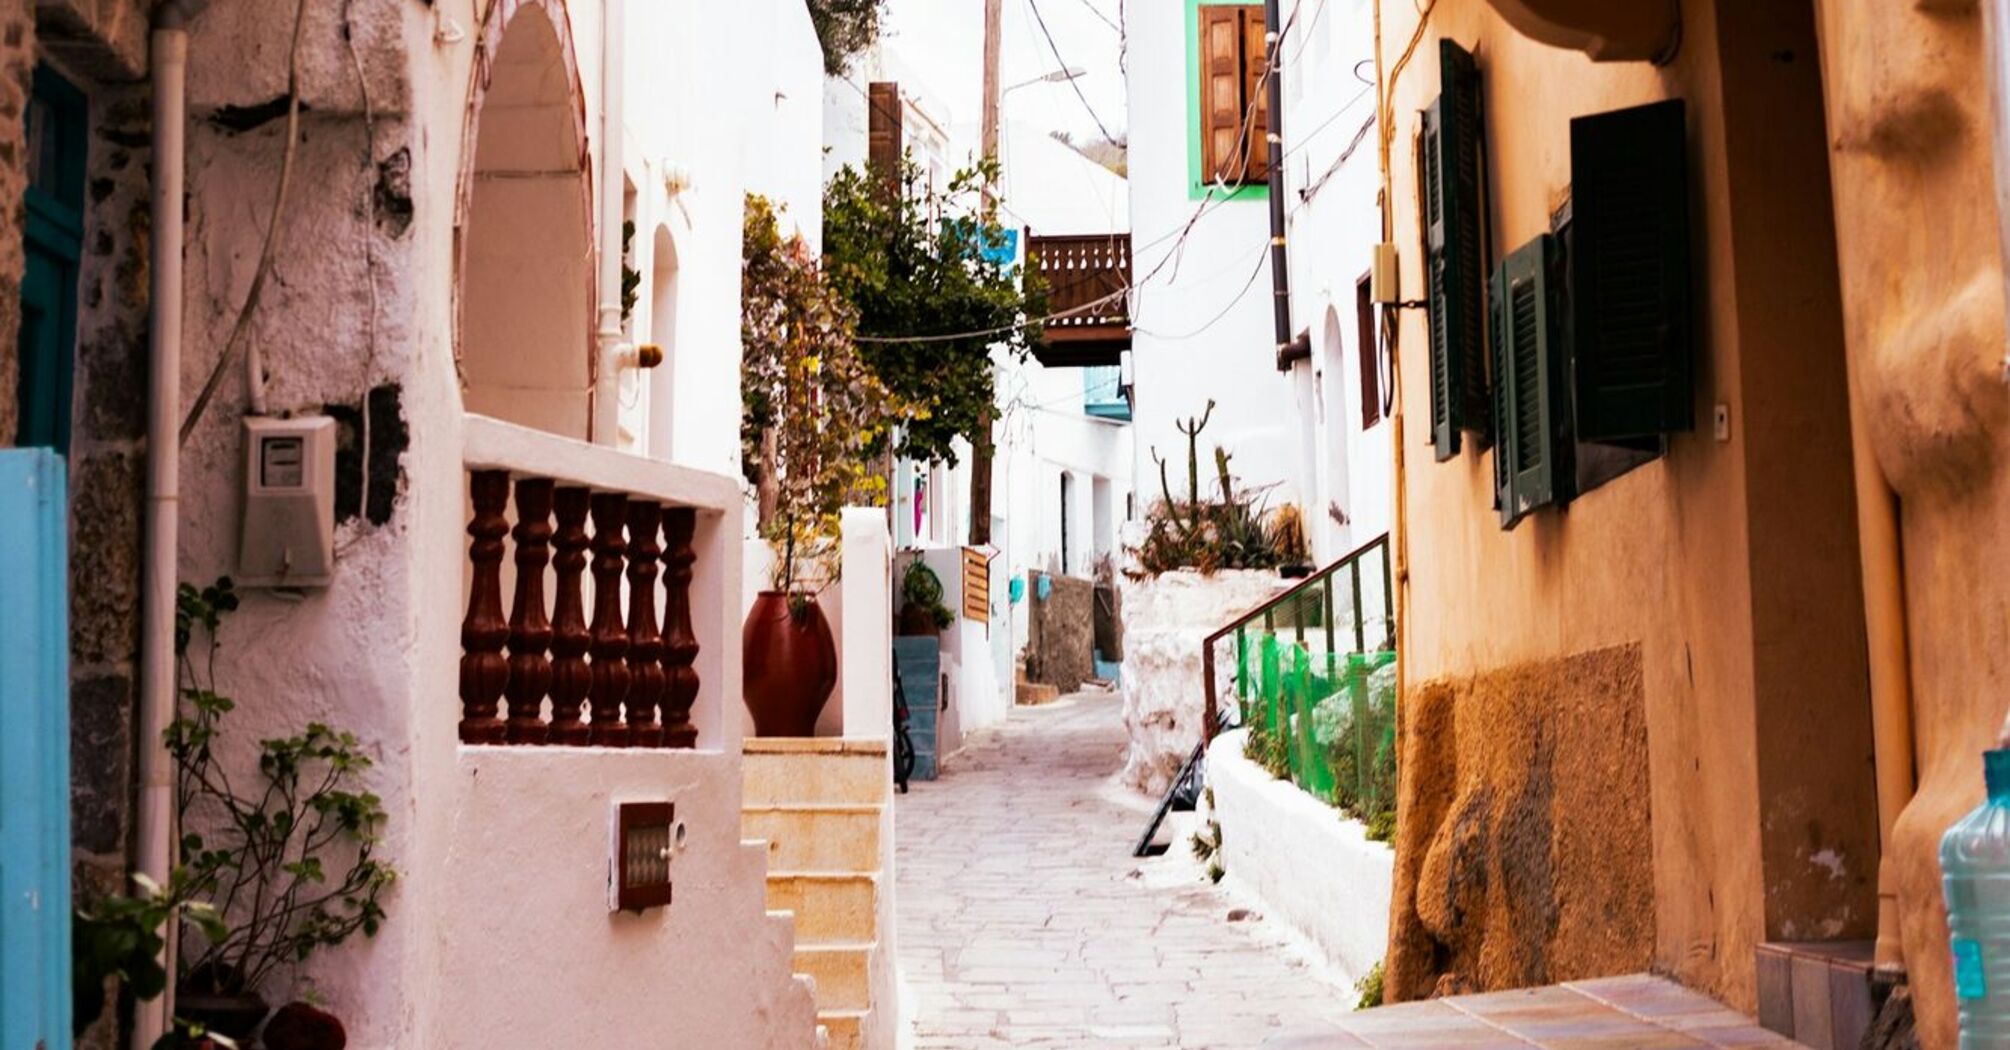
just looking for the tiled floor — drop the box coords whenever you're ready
[1279,975,1805,1048]
[895,691,1802,1050]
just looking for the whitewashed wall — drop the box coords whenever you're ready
[1279,0,1391,561]
[1123,0,1299,513]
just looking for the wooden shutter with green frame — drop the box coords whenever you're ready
[1198,5,1267,187]
[1491,234,1570,528]
[1569,99,1693,440]
[1422,39,1487,462]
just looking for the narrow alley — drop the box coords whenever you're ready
[896,691,1357,1049]
[897,692,1810,1050]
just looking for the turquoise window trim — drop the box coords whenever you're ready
[1185,0,1270,203]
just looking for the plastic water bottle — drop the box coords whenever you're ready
[1942,749,2010,1047]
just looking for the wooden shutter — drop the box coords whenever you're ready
[1241,7,1271,183]
[1492,235,1569,528]
[868,81,903,192]
[1422,40,1487,462]
[1198,6,1246,185]
[1569,99,1693,440]
[1356,274,1380,429]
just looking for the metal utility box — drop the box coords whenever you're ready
[239,416,336,588]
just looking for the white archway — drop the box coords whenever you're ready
[457,1,595,439]
[646,224,680,461]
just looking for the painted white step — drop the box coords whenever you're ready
[744,739,890,807]
[744,804,883,874]
[794,942,873,1011]
[766,872,878,944]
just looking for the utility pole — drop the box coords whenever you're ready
[970,0,1003,547]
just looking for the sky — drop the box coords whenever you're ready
[876,0,1129,146]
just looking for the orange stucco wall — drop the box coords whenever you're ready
[1809,3,2010,1046]
[1380,0,1881,1013]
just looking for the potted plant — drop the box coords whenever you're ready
[168,579,394,1040]
[1271,504,1313,578]
[741,196,898,736]
[897,560,956,637]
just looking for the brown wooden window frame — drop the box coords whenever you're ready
[1356,273,1381,429]
[1197,3,1270,189]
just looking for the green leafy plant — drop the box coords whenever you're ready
[72,870,227,1041]
[805,0,886,76]
[1188,790,1226,884]
[901,561,955,629]
[169,578,395,998]
[620,220,642,325]
[742,195,898,599]
[821,157,1046,470]
[1129,401,1294,577]
[1355,961,1386,1009]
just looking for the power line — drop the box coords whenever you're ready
[1025,0,1122,143]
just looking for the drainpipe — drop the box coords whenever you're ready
[591,0,628,446]
[1848,347,1916,981]
[135,5,188,1046]
[1264,0,1298,373]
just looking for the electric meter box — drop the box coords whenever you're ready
[1370,242,1399,304]
[239,416,336,588]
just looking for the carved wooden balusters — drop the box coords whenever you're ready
[624,500,667,747]
[459,471,513,744]
[660,508,701,749]
[458,471,703,748]
[503,479,555,745]
[547,487,594,744]
[587,492,633,747]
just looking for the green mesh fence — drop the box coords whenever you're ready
[1225,537,1397,838]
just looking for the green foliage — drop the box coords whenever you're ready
[900,560,956,629]
[1244,695,1295,783]
[821,157,1046,468]
[805,0,885,76]
[620,220,641,324]
[1355,961,1386,1009]
[743,195,898,592]
[169,579,395,996]
[1130,402,1294,576]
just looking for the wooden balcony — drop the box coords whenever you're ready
[1028,233,1131,368]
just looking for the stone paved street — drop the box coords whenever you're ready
[894,691,1361,1050]
[894,691,1807,1050]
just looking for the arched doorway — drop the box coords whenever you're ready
[456,0,594,440]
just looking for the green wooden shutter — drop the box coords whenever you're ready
[1493,234,1568,529]
[1423,39,1487,462]
[19,66,87,456]
[1569,99,1692,440]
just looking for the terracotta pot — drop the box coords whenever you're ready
[743,591,838,736]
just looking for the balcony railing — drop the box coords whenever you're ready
[458,415,739,749]
[1028,233,1131,368]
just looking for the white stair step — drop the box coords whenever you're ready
[766,872,878,944]
[794,942,874,1011]
[744,739,890,806]
[819,1009,867,1050]
[744,804,883,874]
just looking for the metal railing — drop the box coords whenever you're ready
[1027,233,1131,334]
[1200,535,1397,821]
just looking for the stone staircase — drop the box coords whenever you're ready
[744,739,894,1050]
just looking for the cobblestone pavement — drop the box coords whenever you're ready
[894,691,1357,1050]
[893,691,1805,1050]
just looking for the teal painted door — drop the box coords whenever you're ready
[21,65,86,455]
[0,450,72,1049]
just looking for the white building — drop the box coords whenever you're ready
[1121,0,1390,562]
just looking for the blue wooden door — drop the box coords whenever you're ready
[0,451,72,1047]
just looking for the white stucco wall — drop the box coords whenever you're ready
[1123,0,1298,511]
[1208,729,1392,986]
[168,2,826,1045]
[1278,0,1392,561]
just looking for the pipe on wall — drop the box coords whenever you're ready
[135,5,188,1046]
[1847,347,1917,981]
[1982,0,2010,386]
[591,0,628,446]
[1264,0,1297,372]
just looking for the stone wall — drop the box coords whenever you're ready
[1387,645,1654,1000]
[0,4,31,447]
[1026,570,1095,692]
[1116,568,1285,795]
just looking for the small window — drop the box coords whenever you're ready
[1196,4,1270,189]
[1356,273,1381,429]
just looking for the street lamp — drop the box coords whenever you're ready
[1004,66,1086,95]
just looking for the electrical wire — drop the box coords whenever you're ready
[1026,0,1121,144]
[1073,0,1122,35]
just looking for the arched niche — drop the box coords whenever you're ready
[455,0,596,440]
[646,224,680,461]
